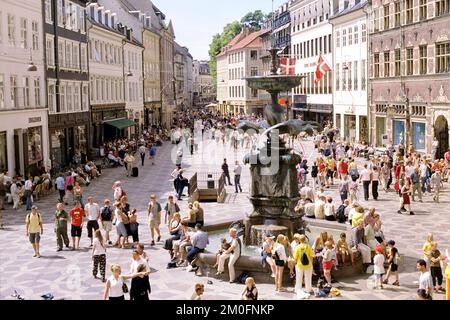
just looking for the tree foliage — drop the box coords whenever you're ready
[208,10,270,88]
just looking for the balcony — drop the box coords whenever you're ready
[272,12,291,30]
[273,34,291,49]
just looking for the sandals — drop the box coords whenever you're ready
[382,279,388,285]
[392,280,400,286]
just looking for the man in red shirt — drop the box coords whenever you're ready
[70,201,85,250]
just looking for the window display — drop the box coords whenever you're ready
[27,126,43,164]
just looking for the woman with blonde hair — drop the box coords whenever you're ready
[183,202,196,228]
[164,212,183,259]
[273,234,288,291]
[92,229,107,282]
[293,234,314,298]
[103,264,148,300]
[193,201,204,226]
[241,277,258,300]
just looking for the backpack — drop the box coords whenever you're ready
[323,149,331,157]
[301,251,309,266]
[336,204,346,223]
[237,271,250,284]
[101,206,112,221]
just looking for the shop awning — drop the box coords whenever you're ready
[104,118,136,130]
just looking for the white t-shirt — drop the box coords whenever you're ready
[419,271,433,291]
[405,165,415,177]
[324,203,335,217]
[373,253,385,274]
[360,169,372,181]
[108,275,124,298]
[304,203,316,217]
[274,243,287,262]
[84,203,100,221]
[130,257,150,274]
[93,237,106,256]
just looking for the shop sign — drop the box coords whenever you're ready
[28,117,41,123]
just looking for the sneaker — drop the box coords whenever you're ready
[33,253,37,257]
[409,212,415,215]
[187,265,194,272]
[56,248,62,252]
[36,254,41,258]
[397,210,403,214]
[151,241,155,246]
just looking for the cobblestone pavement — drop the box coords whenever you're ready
[0,137,449,300]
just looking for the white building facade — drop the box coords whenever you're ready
[330,0,369,143]
[290,0,334,123]
[0,0,49,176]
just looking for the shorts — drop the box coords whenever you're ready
[71,225,82,238]
[375,273,384,279]
[327,170,334,178]
[102,221,112,232]
[275,259,285,267]
[87,220,100,238]
[149,219,160,229]
[389,263,398,272]
[322,260,334,271]
[29,232,40,243]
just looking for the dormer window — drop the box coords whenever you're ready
[105,13,109,27]
[97,8,103,24]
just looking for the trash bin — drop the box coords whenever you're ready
[207,173,215,189]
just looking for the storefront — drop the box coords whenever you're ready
[91,104,132,148]
[393,119,405,146]
[375,117,386,147]
[144,102,161,128]
[344,115,357,142]
[0,132,8,172]
[48,112,90,167]
[412,121,426,151]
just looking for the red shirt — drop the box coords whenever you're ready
[319,162,326,173]
[339,162,348,174]
[70,208,84,227]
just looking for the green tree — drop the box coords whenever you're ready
[240,10,266,30]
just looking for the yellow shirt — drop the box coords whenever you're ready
[293,243,313,270]
[422,241,432,258]
[352,212,364,228]
[26,212,42,233]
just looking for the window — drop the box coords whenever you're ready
[384,5,390,30]
[419,0,427,20]
[8,14,15,46]
[74,84,79,111]
[57,0,64,26]
[59,83,66,112]
[10,75,17,108]
[374,53,380,77]
[436,42,450,73]
[0,75,4,108]
[0,12,2,44]
[81,45,87,71]
[347,63,352,91]
[362,24,367,42]
[71,4,78,31]
[48,83,55,113]
[395,49,401,76]
[329,35,332,53]
[406,48,414,75]
[419,45,427,74]
[336,63,340,91]
[65,2,72,29]
[373,8,380,32]
[405,0,413,24]
[20,18,27,49]
[251,67,258,76]
[342,29,347,46]
[32,21,38,50]
[354,61,358,90]
[72,43,79,69]
[354,26,358,44]
[23,77,29,107]
[66,84,72,112]
[315,38,318,55]
[34,78,41,107]
[65,42,72,68]
[46,37,55,66]
[319,37,322,54]
[45,0,52,23]
[348,28,352,45]
[250,50,258,61]
[384,52,390,77]
[361,59,366,90]
[436,0,450,16]
[79,7,85,33]
[394,2,401,27]
[82,84,88,111]
[58,41,64,67]
[251,88,258,98]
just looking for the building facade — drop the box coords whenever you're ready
[330,0,369,143]
[290,0,334,123]
[273,2,292,55]
[216,28,270,115]
[368,0,450,156]
[174,42,186,109]
[0,0,49,176]
[193,60,215,108]
[159,20,175,128]
[184,48,194,108]
[44,0,90,167]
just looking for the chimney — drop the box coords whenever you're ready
[126,27,132,40]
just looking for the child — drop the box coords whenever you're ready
[383,240,400,286]
[422,233,434,264]
[321,241,334,287]
[373,245,385,289]
[429,242,446,293]
[212,238,231,268]
[337,233,355,267]
[92,229,107,282]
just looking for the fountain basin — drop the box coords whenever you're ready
[244,75,305,93]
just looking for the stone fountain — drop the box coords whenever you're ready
[238,49,322,245]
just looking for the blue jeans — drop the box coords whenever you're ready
[421,177,431,193]
[186,246,204,264]
[25,190,33,210]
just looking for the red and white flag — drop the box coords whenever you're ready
[280,57,297,75]
[315,54,331,83]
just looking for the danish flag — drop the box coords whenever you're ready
[315,54,331,83]
[280,57,297,75]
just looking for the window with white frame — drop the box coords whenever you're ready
[80,44,87,71]
[354,61,358,90]
[362,24,366,42]
[32,21,38,50]
[66,84,72,112]
[361,59,366,90]
[23,77,30,107]
[65,42,72,68]
[348,27,352,45]
[354,26,358,44]
[74,84,79,111]
[20,18,27,49]
[82,83,88,111]
[0,74,4,108]
[34,77,41,107]
[0,12,2,44]
[71,4,78,31]
[47,82,56,113]
[10,75,17,107]
[59,83,66,112]
[336,31,340,47]
[72,43,79,69]
[96,78,100,101]
[79,7,85,33]
[342,29,347,46]
[65,2,72,29]
[58,41,64,67]
[8,14,15,46]
[57,0,64,26]
[46,36,55,66]
[45,0,52,23]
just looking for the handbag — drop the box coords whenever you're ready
[122,282,129,294]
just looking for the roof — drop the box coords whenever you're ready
[329,0,368,20]
[88,17,125,38]
[217,28,266,57]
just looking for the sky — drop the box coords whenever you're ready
[155,0,286,61]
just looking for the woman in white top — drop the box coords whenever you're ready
[103,264,148,300]
[372,166,381,200]
[273,234,288,292]
[324,196,336,221]
[92,230,107,282]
